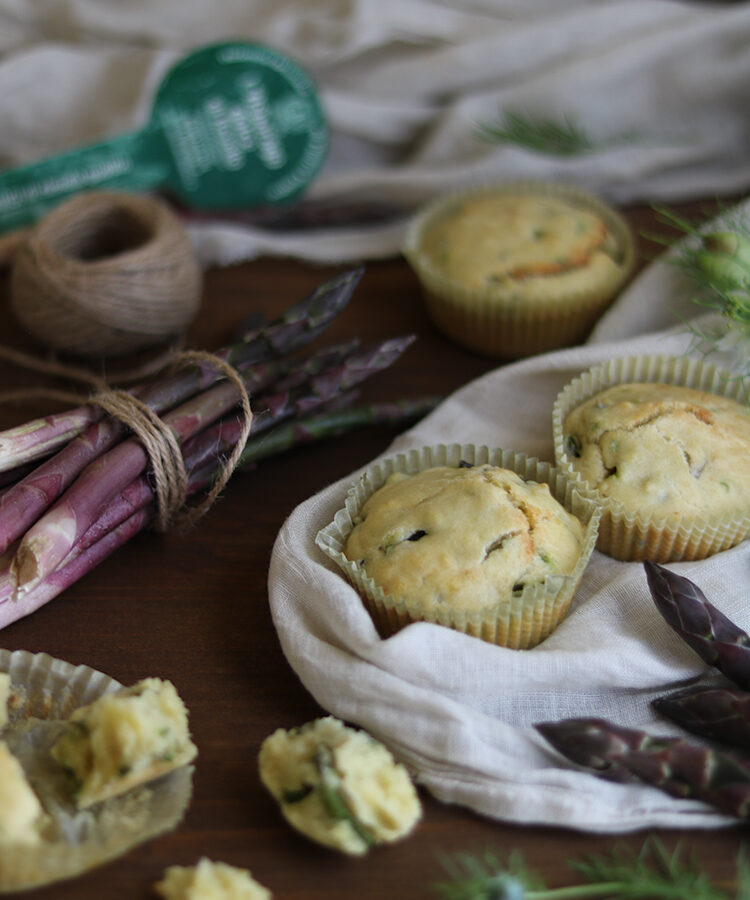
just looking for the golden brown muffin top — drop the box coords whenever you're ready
[562,382,750,519]
[418,194,620,293]
[344,464,585,614]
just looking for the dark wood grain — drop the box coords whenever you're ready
[0,199,747,899]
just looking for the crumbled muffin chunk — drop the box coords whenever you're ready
[51,677,197,808]
[420,193,621,293]
[155,858,271,899]
[0,740,45,845]
[259,717,421,856]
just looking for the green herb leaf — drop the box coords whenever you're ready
[434,849,540,899]
[474,110,640,157]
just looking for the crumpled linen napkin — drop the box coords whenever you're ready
[267,210,750,831]
[1,1,750,264]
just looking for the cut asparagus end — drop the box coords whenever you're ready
[314,744,376,850]
[9,545,40,595]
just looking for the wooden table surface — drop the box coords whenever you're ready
[0,200,747,899]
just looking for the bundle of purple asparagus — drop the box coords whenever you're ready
[0,267,439,630]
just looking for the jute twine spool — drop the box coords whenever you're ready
[9,190,203,356]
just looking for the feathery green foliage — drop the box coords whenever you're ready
[474,109,639,156]
[434,837,750,899]
[651,204,750,383]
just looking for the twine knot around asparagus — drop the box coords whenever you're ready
[9,348,253,593]
[92,350,253,533]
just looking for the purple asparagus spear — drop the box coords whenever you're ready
[653,684,750,750]
[644,560,750,691]
[537,717,750,819]
[0,395,439,630]
[0,506,155,629]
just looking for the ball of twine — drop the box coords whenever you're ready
[9,190,203,357]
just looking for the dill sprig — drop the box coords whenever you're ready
[433,837,750,900]
[474,109,640,156]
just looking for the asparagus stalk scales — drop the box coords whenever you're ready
[653,685,750,750]
[536,717,750,819]
[644,560,750,690]
[10,336,415,595]
[0,266,363,473]
[237,397,441,467]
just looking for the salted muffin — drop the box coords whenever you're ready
[155,858,272,899]
[258,716,421,856]
[346,463,585,611]
[0,740,45,845]
[555,359,750,561]
[316,446,600,649]
[403,182,633,358]
[51,677,198,809]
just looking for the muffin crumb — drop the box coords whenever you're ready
[51,677,197,808]
[258,716,421,856]
[0,740,45,845]
[155,858,271,899]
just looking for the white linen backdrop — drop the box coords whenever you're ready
[0,1,749,262]
[269,198,750,832]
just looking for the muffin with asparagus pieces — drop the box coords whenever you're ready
[318,444,599,649]
[0,651,194,892]
[554,354,750,561]
[258,716,421,856]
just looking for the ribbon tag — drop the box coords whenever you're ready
[0,41,329,233]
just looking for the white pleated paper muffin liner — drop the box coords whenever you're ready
[552,354,750,562]
[0,649,193,893]
[316,443,601,649]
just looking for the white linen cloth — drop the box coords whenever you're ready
[268,200,750,832]
[0,1,750,263]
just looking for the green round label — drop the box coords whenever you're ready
[153,41,329,208]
